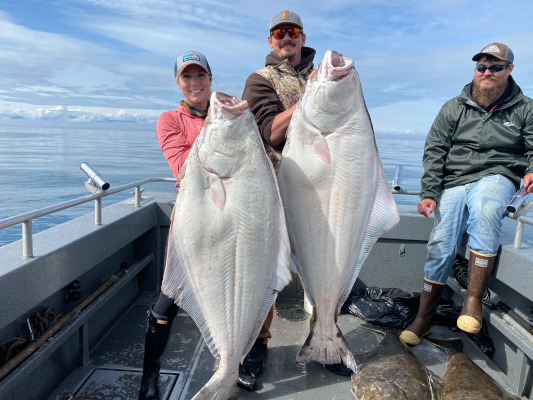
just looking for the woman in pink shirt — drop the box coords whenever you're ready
[139,50,212,400]
[156,52,212,187]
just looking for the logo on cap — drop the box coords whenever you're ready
[183,54,201,62]
[282,11,289,20]
[482,44,501,53]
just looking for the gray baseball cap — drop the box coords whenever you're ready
[174,51,212,78]
[270,10,303,31]
[472,42,514,64]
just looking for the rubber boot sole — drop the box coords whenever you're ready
[457,315,481,334]
[399,329,430,345]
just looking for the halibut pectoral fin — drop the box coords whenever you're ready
[313,135,331,164]
[210,178,226,210]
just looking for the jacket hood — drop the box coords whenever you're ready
[461,75,522,108]
[265,46,316,71]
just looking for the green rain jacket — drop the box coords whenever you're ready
[421,76,533,201]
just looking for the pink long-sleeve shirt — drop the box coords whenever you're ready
[156,105,205,187]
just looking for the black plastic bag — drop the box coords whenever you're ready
[433,299,461,326]
[342,286,495,355]
[439,303,495,356]
[342,287,420,329]
[432,299,494,355]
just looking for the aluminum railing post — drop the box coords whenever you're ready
[94,198,102,226]
[134,186,141,208]
[513,219,524,249]
[22,220,33,258]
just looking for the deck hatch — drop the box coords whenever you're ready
[70,367,179,399]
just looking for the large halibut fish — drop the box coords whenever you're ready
[161,92,292,399]
[278,50,400,371]
[425,338,521,400]
[351,325,437,399]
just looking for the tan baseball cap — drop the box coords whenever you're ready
[472,42,514,64]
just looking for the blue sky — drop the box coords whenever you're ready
[2,0,533,134]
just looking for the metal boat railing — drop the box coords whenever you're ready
[508,210,533,249]
[0,177,176,258]
[1,176,532,258]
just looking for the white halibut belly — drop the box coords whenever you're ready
[280,121,378,313]
[174,171,280,352]
[161,92,292,399]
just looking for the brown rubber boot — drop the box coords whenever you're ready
[457,251,495,334]
[400,279,445,345]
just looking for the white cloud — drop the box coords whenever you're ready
[2,1,533,128]
[0,100,160,124]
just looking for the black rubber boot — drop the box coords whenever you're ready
[237,373,259,391]
[325,361,353,376]
[237,338,268,391]
[138,306,175,400]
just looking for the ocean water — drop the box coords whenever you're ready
[0,126,173,246]
[0,126,426,247]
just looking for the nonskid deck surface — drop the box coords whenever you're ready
[47,292,512,400]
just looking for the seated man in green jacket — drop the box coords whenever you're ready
[400,42,533,345]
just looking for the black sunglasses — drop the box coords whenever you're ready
[475,64,510,74]
[270,27,301,40]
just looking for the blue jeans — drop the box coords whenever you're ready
[424,175,516,283]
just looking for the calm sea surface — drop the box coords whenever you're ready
[0,126,173,246]
[0,125,494,247]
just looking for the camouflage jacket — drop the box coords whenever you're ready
[242,47,316,170]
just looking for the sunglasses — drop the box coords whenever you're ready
[271,27,301,40]
[475,64,509,74]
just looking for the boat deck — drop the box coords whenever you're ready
[2,194,529,399]
[46,291,515,400]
